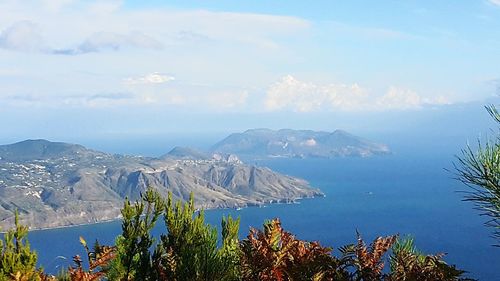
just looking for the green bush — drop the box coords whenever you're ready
[106,188,165,280]
[0,211,40,281]
[0,189,472,280]
[153,193,240,281]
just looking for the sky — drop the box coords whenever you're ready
[1,0,500,147]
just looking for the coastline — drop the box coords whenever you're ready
[24,217,123,234]
[15,193,325,233]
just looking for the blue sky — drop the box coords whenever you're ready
[0,0,499,144]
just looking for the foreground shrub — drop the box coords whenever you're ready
[68,238,115,281]
[337,233,397,281]
[106,189,164,280]
[2,189,473,280]
[96,190,240,281]
[0,211,42,281]
[240,218,348,280]
[386,237,470,281]
[153,193,240,281]
[240,221,470,281]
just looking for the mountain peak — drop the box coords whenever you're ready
[0,139,90,161]
[331,129,349,135]
[243,128,274,135]
[212,128,390,158]
[163,146,209,160]
[0,139,321,230]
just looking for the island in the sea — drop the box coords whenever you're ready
[0,129,388,230]
[212,129,390,158]
[0,139,322,230]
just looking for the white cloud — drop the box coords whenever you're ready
[0,21,46,52]
[0,21,163,55]
[0,1,461,113]
[16,81,249,110]
[54,31,163,55]
[265,75,451,112]
[0,1,309,55]
[123,73,175,85]
[265,75,311,111]
[0,0,311,111]
[265,75,368,112]
[489,0,500,7]
[41,0,76,12]
[376,86,422,110]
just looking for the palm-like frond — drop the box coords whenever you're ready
[454,105,500,244]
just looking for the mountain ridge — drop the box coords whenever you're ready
[211,128,390,158]
[0,139,96,161]
[0,139,321,230]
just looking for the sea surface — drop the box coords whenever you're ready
[25,143,500,280]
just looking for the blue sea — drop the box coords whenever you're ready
[25,142,500,280]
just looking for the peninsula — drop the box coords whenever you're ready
[0,139,322,230]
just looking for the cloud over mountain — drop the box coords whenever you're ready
[264,75,450,112]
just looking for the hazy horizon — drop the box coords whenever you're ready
[1,99,498,157]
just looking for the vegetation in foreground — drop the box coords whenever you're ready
[455,105,500,245]
[1,189,471,281]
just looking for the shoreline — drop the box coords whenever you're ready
[13,193,325,234]
[28,217,124,233]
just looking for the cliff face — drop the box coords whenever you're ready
[0,140,322,230]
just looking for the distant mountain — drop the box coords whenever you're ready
[0,139,93,161]
[0,140,321,230]
[162,146,210,160]
[212,129,390,158]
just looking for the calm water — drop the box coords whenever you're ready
[26,146,500,280]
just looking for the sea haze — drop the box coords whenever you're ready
[25,137,500,280]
